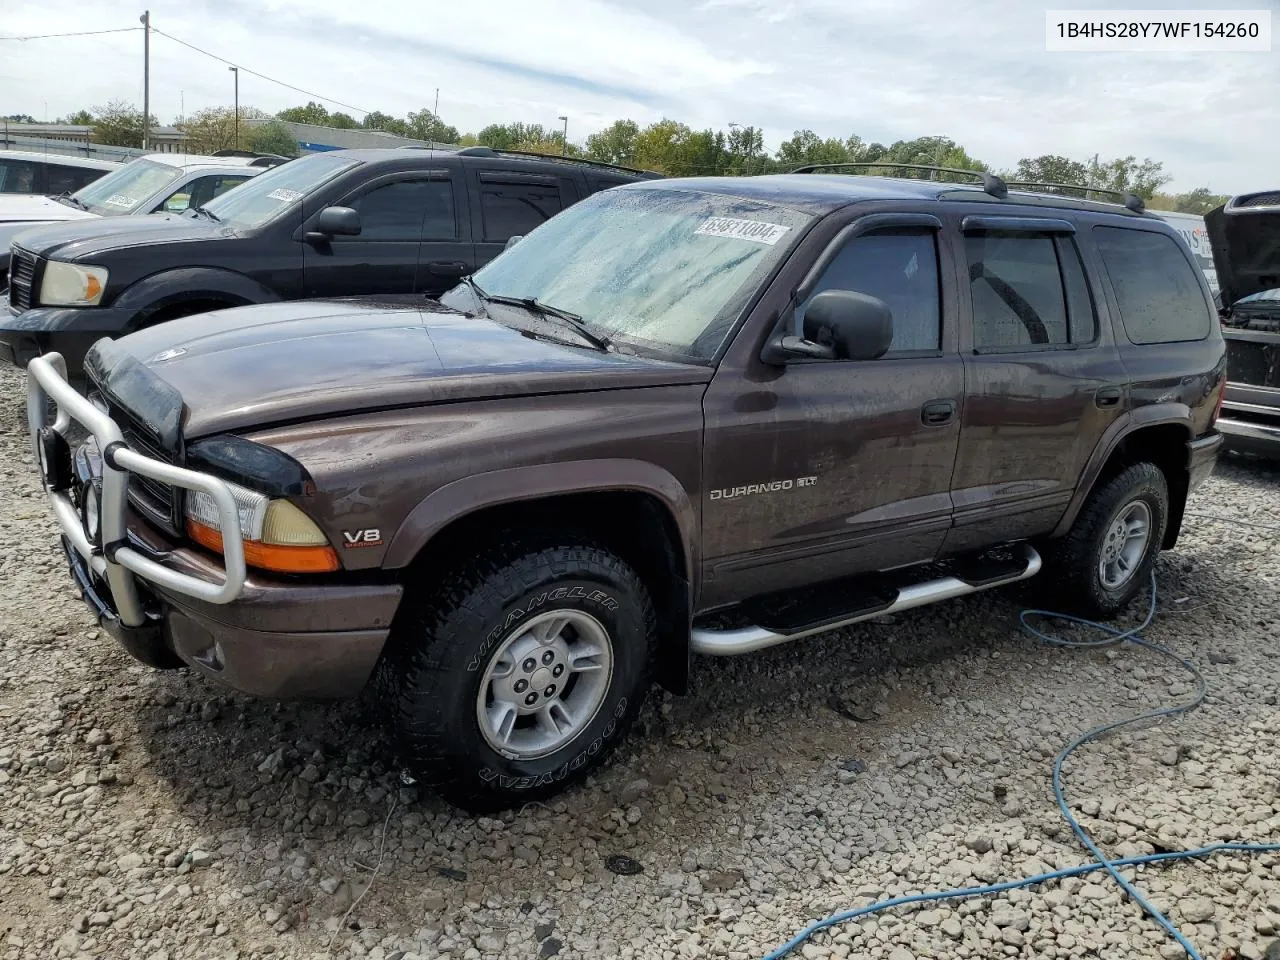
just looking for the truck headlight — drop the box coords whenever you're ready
[39,261,109,307]
[185,480,338,574]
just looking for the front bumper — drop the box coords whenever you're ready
[28,352,402,698]
[1,294,133,376]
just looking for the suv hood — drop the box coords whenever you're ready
[0,193,96,225]
[1206,191,1280,308]
[13,213,218,261]
[89,297,713,440]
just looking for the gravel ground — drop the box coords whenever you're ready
[2,364,1279,960]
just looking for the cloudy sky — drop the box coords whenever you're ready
[2,0,1276,193]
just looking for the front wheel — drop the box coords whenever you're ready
[1044,461,1169,619]
[379,537,655,812]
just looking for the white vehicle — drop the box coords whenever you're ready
[0,149,119,196]
[1153,209,1219,301]
[0,153,286,284]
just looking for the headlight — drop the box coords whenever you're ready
[39,261,109,307]
[185,480,338,573]
[81,482,101,545]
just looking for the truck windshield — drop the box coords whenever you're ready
[201,153,361,230]
[73,159,183,216]
[461,187,813,361]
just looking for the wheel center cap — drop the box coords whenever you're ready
[531,667,554,690]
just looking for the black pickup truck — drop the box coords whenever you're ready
[1,147,659,378]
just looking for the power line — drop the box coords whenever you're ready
[0,27,142,41]
[149,27,369,116]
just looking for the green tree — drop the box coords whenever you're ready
[405,109,459,144]
[585,119,639,167]
[1012,154,1090,188]
[872,136,989,182]
[89,100,157,148]
[62,110,94,126]
[1092,155,1169,200]
[2,113,37,123]
[1174,187,1228,214]
[477,122,552,150]
[725,124,766,174]
[277,102,331,125]
[328,111,358,129]
[776,130,851,169]
[179,106,269,153]
[247,120,299,158]
[361,111,409,137]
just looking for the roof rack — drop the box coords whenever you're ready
[210,149,291,167]
[790,161,1009,200]
[450,145,662,179]
[1005,180,1145,213]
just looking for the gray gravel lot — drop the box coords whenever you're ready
[1,364,1279,960]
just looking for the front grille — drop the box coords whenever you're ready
[1226,338,1280,390]
[1236,191,1280,208]
[8,247,38,311]
[108,409,185,536]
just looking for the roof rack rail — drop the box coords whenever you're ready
[209,148,290,167]
[452,145,662,179]
[1005,180,1145,213]
[790,161,1009,200]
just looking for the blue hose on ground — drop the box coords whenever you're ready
[759,567,1280,960]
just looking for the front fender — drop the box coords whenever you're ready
[382,458,699,585]
[110,267,282,332]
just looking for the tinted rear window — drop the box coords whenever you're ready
[1093,226,1212,344]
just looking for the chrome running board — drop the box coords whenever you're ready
[690,544,1043,656]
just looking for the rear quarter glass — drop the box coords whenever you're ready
[1093,225,1213,344]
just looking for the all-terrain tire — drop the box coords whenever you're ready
[1043,461,1169,619]
[377,536,656,812]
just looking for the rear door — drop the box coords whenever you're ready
[466,166,575,269]
[304,169,468,297]
[942,212,1127,552]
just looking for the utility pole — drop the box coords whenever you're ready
[140,11,150,151]
[558,115,568,156]
[229,66,239,149]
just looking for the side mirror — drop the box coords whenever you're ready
[762,290,894,364]
[305,206,361,242]
[504,234,524,251]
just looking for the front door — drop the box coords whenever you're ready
[942,215,1128,553]
[304,171,469,298]
[700,213,965,608]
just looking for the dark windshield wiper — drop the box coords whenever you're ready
[53,193,89,211]
[462,277,609,351]
[192,205,221,223]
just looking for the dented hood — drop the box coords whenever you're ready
[87,296,711,441]
[1206,191,1280,309]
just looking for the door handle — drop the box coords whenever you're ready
[921,399,957,426]
[1095,386,1123,408]
[425,260,468,276]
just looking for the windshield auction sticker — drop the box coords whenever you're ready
[266,188,304,202]
[695,217,791,245]
[1046,9,1271,51]
[103,195,137,208]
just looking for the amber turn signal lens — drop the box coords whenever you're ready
[187,519,341,574]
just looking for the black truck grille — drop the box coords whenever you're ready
[114,415,185,536]
[8,247,38,311]
[1226,338,1280,390]
[1236,191,1280,208]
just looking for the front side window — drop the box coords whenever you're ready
[346,179,456,240]
[73,158,182,216]
[201,153,361,231]
[1094,226,1212,344]
[967,231,1079,349]
[480,180,563,242]
[449,187,813,361]
[796,228,942,353]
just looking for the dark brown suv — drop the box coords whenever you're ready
[27,167,1226,810]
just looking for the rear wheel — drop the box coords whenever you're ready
[1044,461,1169,618]
[378,536,655,811]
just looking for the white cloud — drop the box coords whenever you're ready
[1,0,1276,192]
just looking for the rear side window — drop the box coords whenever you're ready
[588,175,629,195]
[796,228,941,353]
[0,158,40,193]
[480,180,563,242]
[1093,226,1211,344]
[967,232,1073,348]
